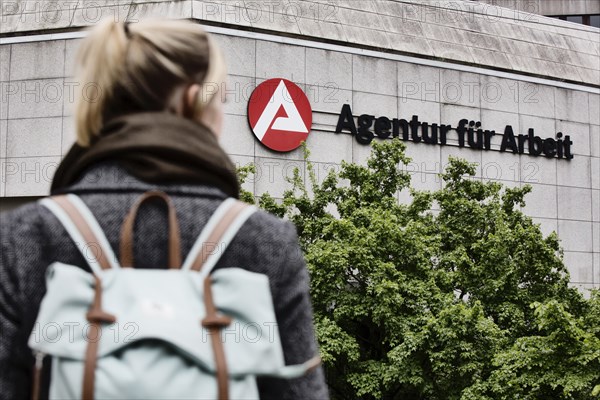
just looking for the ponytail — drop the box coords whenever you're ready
[73,18,226,147]
[75,19,128,146]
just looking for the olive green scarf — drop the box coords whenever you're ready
[51,112,240,198]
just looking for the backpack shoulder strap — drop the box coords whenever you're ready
[181,199,256,276]
[40,194,120,275]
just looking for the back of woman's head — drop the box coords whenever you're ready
[74,19,226,147]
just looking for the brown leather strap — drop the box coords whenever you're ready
[190,201,248,272]
[31,353,43,400]
[304,356,322,374]
[201,277,232,400]
[53,196,113,271]
[82,276,116,400]
[82,329,100,400]
[120,191,182,269]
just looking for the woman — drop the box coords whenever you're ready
[0,19,328,399]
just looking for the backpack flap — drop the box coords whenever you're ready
[29,263,290,376]
[210,267,288,376]
[29,262,96,357]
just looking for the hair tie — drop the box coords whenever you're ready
[123,22,131,38]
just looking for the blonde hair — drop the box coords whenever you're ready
[74,18,227,147]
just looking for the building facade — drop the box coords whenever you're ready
[1,0,599,290]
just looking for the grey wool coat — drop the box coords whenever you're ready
[0,162,329,400]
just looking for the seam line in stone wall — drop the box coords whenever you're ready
[6,154,580,189]
[588,92,596,284]
[253,38,257,197]
[438,67,442,192]
[60,40,66,158]
[351,50,354,165]
[565,249,600,255]
[2,44,11,162]
[554,88,561,247]
[303,44,308,187]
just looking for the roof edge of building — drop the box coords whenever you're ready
[1,0,598,86]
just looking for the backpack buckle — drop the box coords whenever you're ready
[201,315,232,329]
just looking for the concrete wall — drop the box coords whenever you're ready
[0,29,598,289]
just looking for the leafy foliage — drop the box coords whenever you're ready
[237,139,599,399]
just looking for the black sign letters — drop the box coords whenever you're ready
[335,104,573,160]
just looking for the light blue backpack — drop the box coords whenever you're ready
[29,191,320,399]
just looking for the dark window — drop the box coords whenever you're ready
[583,15,590,25]
[554,14,600,26]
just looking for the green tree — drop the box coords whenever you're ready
[238,139,599,399]
[466,296,600,400]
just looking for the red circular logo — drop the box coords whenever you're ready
[248,78,312,152]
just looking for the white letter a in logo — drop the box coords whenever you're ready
[252,80,309,141]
